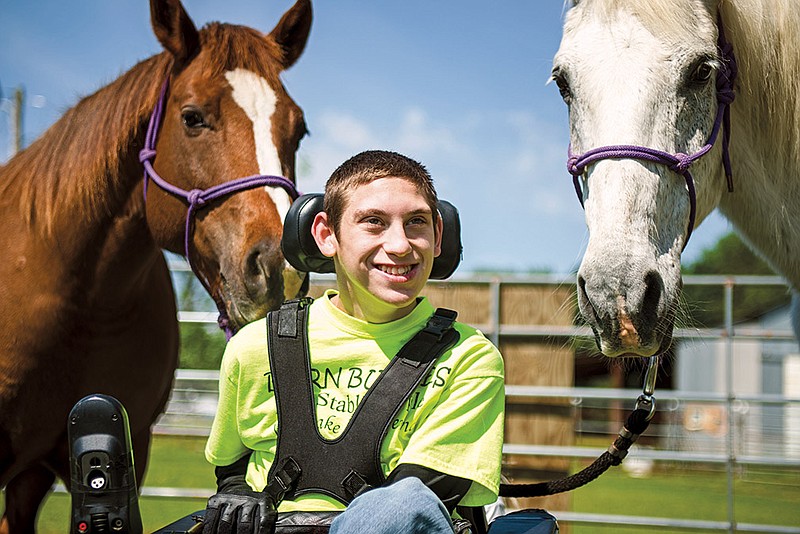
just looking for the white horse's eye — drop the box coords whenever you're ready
[690,61,714,85]
[551,67,572,103]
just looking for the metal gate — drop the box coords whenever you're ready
[157,269,800,532]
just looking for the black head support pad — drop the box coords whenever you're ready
[281,193,462,280]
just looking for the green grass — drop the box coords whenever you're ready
[20,494,208,534]
[570,464,800,533]
[3,435,799,533]
[0,435,214,533]
[142,435,216,490]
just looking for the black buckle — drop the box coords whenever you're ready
[277,298,312,337]
[341,470,373,500]
[421,309,457,341]
[264,457,301,503]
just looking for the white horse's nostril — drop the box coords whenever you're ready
[577,275,601,328]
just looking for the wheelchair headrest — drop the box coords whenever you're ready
[281,193,462,280]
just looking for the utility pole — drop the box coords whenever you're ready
[10,86,25,156]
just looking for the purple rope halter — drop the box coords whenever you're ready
[567,15,737,249]
[139,78,300,339]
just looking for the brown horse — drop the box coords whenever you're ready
[0,0,312,531]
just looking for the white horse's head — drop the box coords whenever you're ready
[554,0,733,357]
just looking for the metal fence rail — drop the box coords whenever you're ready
[154,369,219,437]
[157,270,800,533]
[155,376,800,532]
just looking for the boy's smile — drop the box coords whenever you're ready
[312,176,442,323]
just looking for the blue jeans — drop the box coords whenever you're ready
[330,477,455,534]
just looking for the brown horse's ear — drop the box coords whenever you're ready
[267,0,313,70]
[150,0,200,67]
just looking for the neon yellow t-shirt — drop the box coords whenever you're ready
[205,290,505,511]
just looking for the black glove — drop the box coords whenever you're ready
[202,490,278,534]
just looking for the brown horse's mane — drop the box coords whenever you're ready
[202,22,285,80]
[0,53,169,235]
[0,22,284,236]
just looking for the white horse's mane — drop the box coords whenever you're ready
[721,0,800,163]
[569,0,800,168]
[560,0,800,355]
[569,0,713,42]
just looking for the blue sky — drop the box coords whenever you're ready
[0,0,731,274]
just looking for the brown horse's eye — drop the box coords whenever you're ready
[181,108,207,129]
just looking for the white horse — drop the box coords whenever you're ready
[554,0,800,357]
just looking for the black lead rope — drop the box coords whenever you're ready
[499,356,659,498]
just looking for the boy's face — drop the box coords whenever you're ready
[312,176,442,323]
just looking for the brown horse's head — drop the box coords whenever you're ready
[144,0,312,331]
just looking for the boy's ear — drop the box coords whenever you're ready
[433,212,444,258]
[311,211,337,258]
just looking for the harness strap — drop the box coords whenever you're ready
[264,299,459,505]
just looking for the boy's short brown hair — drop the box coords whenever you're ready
[323,150,439,235]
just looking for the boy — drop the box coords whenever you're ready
[203,150,505,533]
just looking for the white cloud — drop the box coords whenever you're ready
[294,105,589,272]
[296,111,379,192]
[396,107,466,158]
[298,106,470,192]
[317,111,375,150]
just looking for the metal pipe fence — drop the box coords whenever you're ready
[158,269,800,532]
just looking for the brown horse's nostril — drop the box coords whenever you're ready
[245,243,269,293]
[244,241,283,306]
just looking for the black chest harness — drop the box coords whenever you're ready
[262,298,460,506]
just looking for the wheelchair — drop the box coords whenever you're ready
[66,196,559,533]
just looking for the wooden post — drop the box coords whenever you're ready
[498,283,575,525]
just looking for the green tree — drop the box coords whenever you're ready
[682,232,790,327]
[173,265,227,369]
[179,322,226,369]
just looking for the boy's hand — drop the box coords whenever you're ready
[202,491,277,534]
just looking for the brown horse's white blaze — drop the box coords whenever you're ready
[225,68,306,304]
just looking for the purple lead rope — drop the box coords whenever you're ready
[567,15,737,249]
[139,78,301,339]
